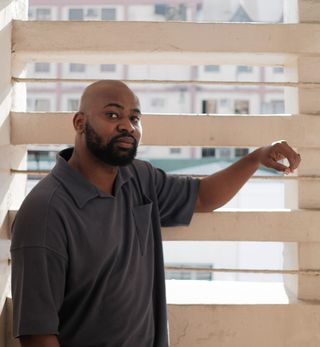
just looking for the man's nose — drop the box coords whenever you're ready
[117,117,135,133]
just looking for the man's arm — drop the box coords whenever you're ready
[20,335,60,347]
[195,141,301,212]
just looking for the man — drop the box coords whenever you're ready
[11,80,301,347]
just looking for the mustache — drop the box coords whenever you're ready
[110,133,138,146]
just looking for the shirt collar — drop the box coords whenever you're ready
[52,147,133,208]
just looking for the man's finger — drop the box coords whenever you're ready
[282,145,301,170]
[271,142,301,171]
[289,154,301,170]
[264,158,291,173]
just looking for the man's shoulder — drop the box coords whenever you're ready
[130,158,153,170]
[11,174,64,248]
[14,173,63,224]
[23,173,62,206]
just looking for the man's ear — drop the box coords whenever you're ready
[73,112,85,134]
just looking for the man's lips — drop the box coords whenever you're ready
[113,136,136,148]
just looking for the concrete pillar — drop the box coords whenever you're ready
[283,0,299,23]
[0,0,27,345]
[295,56,320,300]
[283,0,320,301]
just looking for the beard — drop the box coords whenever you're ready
[84,121,138,166]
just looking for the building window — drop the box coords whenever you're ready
[273,67,284,74]
[220,99,230,107]
[69,63,86,72]
[235,148,249,157]
[28,9,35,20]
[69,8,84,20]
[36,8,51,20]
[34,63,50,73]
[100,64,116,72]
[204,65,220,72]
[155,4,167,16]
[271,100,285,114]
[165,263,213,281]
[67,99,79,111]
[234,100,249,114]
[101,8,116,21]
[262,100,285,114]
[237,65,253,73]
[86,8,99,19]
[154,4,187,20]
[202,148,216,158]
[170,148,181,154]
[27,98,32,111]
[28,151,56,171]
[35,99,50,111]
[218,148,232,158]
[151,98,165,108]
[202,99,217,113]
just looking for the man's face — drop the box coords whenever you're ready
[84,119,138,166]
[82,84,142,167]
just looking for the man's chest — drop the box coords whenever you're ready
[62,190,155,286]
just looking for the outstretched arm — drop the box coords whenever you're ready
[195,141,301,212]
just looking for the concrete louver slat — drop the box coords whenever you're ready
[11,21,320,66]
[167,303,320,346]
[5,210,320,242]
[10,112,320,148]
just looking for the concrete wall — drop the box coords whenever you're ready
[0,1,27,345]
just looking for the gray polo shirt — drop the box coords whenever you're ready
[11,148,199,347]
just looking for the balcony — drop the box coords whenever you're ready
[1,0,320,346]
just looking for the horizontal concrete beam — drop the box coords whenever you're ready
[10,112,320,148]
[163,210,320,242]
[168,303,320,347]
[8,210,320,242]
[12,21,320,66]
[5,297,320,346]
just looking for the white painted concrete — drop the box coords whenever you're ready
[0,0,27,345]
[163,210,320,242]
[168,303,320,346]
[13,21,320,67]
[10,113,320,147]
[288,8,320,300]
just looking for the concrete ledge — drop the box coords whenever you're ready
[11,21,320,66]
[163,210,320,242]
[10,112,320,148]
[7,209,320,242]
[6,295,320,346]
[168,302,320,346]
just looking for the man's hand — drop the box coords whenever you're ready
[195,140,301,212]
[255,141,301,174]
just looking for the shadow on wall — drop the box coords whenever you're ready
[0,21,12,102]
[0,85,11,111]
[0,0,15,13]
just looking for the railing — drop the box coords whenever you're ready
[2,1,320,345]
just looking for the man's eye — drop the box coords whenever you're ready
[131,116,141,123]
[106,112,119,119]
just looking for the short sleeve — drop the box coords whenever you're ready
[10,180,68,338]
[11,247,67,338]
[153,167,200,227]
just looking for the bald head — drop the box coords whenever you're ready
[79,80,139,115]
[71,79,142,167]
